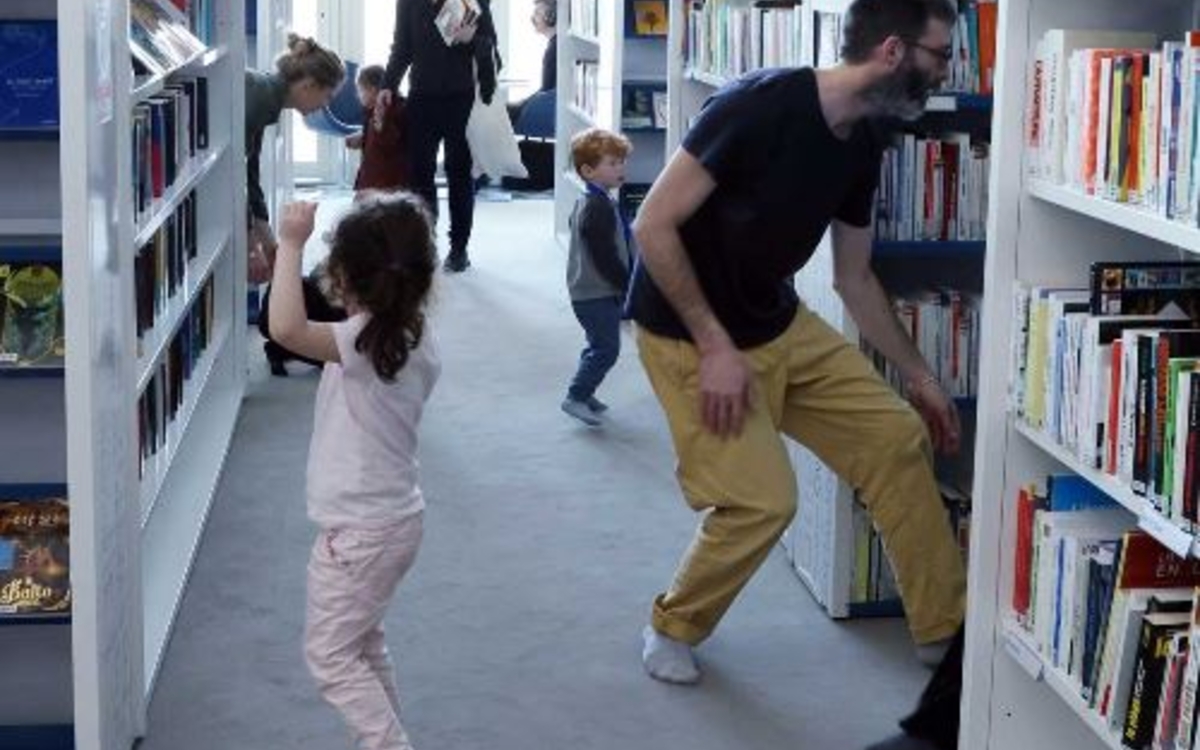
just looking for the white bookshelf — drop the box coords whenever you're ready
[961,0,1200,747]
[554,0,668,235]
[0,2,247,748]
[250,0,294,229]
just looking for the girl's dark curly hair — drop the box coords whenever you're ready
[326,192,436,381]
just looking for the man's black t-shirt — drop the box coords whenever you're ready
[627,67,884,349]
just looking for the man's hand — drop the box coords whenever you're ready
[278,201,318,249]
[908,376,961,455]
[698,342,754,439]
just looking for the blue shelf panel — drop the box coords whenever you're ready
[848,598,906,618]
[623,126,665,133]
[0,245,61,263]
[0,365,64,379]
[0,483,67,498]
[872,240,986,259]
[0,613,70,626]
[0,128,59,142]
[925,92,993,112]
[0,725,74,750]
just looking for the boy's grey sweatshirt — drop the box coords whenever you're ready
[567,188,633,302]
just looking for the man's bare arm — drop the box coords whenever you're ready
[633,149,723,351]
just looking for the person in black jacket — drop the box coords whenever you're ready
[379,0,499,273]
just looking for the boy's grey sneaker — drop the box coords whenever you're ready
[586,396,609,413]
[562,398,603,426]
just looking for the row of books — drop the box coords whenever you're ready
[0,256,63,369]
[129,0,208,78]
[135,193,199,356]
[813,1,997,96]
[1010,475,1200,749]
[1027,29,1200,225]
[133,75,210,224]
[875,133,990,243]
[0,494,69,616]
[166,0,219,45]
[942,0,998,96]
[572,61,600,121]
[684,0,805,80]
[848,485,970,606]
[862,290,981,399]
[1012,263,1200,530]
[621,85,668,130]
[137,276,215,482]
[568,0,600,39]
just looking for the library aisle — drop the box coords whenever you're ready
[136,195,926,750]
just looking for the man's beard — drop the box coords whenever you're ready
[864,60,937,121]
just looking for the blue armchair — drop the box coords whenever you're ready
[505,88,555,191]
[514,89,556,140]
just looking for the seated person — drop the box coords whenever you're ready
[507,0,556,126]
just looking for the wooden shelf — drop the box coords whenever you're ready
[684,67,730,88]
[0,219,59,237]
[566,28,600,46]
[566,103,597,126]
[925,93,994,112]
[132,45,229,106]
[1014,420,1197,558]
[872,240,986,258]
[1000,618,1125,749]
[1028,179,1200,254]
[0,128,59,141]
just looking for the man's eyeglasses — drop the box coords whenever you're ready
[908,40,953,63]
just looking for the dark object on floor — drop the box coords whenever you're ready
[502,89,555,192]
[443,252,470,273]
[893,625,964,750]
[864,735,943,750]
[257,277,347,376]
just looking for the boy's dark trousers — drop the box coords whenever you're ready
[568,296,623,401]
[257,278,346,368]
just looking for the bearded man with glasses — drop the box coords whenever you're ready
[627,1,967,748]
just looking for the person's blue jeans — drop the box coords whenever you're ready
[568,296,623,402]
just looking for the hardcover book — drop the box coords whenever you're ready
[0,21,58,129]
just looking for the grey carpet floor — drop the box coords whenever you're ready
[138,194,928,750]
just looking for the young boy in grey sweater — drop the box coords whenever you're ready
[562,128,634,426]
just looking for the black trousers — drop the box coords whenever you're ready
[407,91,476,254]
[900,625,964,749]
[257,278,346,366]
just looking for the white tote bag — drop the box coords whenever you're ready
[465,90,529,179]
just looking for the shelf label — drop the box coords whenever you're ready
[1138,512,1195,558]
[1003,630,1044,681]
[925,95,956,112]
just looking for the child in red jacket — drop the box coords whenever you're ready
[346,65,409,194]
